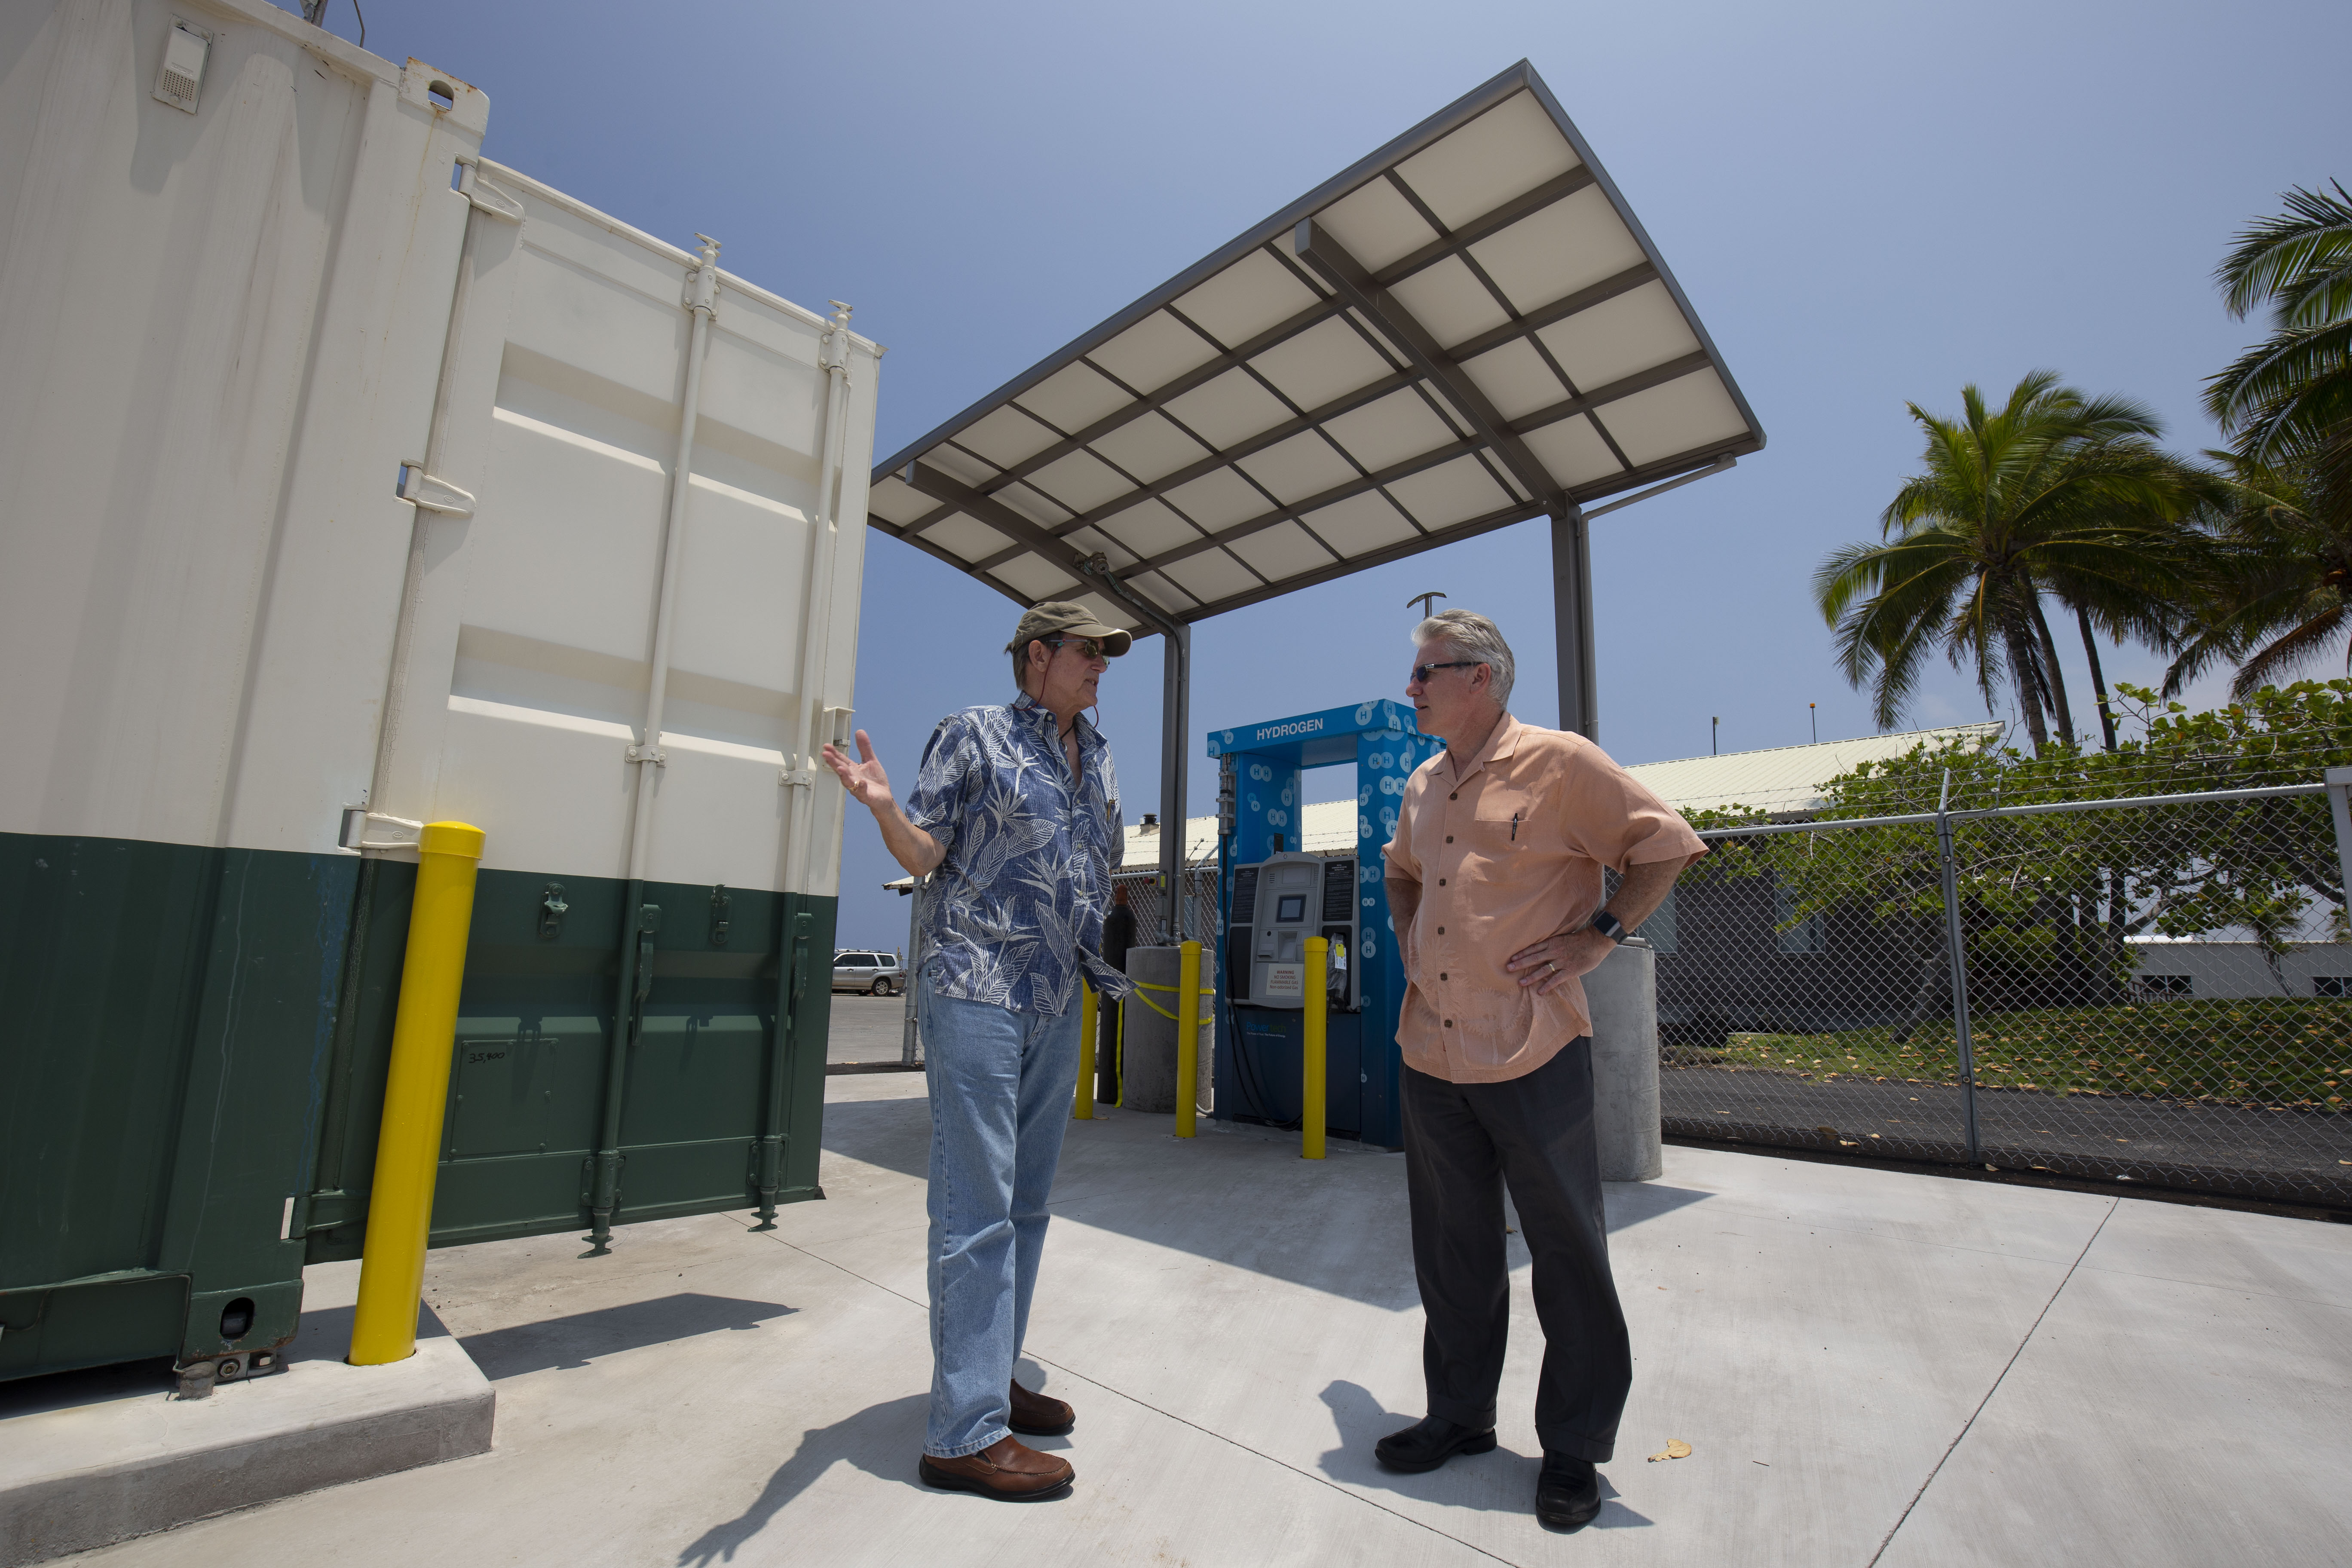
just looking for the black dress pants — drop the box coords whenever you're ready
[1402,1039,1629,1461]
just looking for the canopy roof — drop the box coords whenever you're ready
[866,60,1764,638]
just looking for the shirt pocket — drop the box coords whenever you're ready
[1465,786,1539,860]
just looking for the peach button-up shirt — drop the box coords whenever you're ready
[1381,713,1706,1084]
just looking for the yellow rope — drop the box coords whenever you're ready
[1127,981,1216,1021]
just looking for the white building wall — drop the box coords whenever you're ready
[2129,940,2352,1000]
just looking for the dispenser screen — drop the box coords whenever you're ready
[1275,894,1305,922]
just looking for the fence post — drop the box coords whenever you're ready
[2327,768,2352,908]
[1935,771,1982,1163]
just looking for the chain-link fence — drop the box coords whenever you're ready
[1656,779,2352,1208]
[1112,866,1221,950]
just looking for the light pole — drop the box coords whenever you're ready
[1711,716,1718,756]
[1810,702,1817,743]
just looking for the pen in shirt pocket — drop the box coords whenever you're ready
[1510,812,1519,841]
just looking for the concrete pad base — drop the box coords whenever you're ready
[0,1262,492,1567]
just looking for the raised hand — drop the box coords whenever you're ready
[822,729,894,812]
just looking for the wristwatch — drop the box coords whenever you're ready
[1587,908,1628,943]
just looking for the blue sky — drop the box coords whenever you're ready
[305,0,2350,949]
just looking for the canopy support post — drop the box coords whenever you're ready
[1551,507,1597,741]
[1158,622,1191,944]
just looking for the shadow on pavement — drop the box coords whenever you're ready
[1604,1182,1715,1232]
[457,1293,796,1378]
[1315,1380,1653,1528]
[822,1093,1715,1311]
[676,1393,930,1565]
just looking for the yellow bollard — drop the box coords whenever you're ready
[1303,937,1327,1160]
[1075,981,1096,1120]
[1176,941,1201,1138]
[349,821,486,1366]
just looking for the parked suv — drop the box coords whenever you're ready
[832,949,906,996]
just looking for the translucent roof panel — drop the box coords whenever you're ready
[868,60,1764,637]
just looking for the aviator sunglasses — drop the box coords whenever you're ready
[1043,635,1109,659]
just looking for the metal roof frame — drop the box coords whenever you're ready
[870,59,1764,635]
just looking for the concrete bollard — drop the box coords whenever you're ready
[1584,937,1662,1182]
[1120,946,1213,1117]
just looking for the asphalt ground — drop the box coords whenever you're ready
[1662,1065,2352,1205]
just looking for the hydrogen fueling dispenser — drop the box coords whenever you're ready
[1210,701,1445,1148]
[1228,853,1358,1012]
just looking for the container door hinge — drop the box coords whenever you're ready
[782,706,855,786]
[820,301,853,372]
[339,808,423,852]
[634,904,662,1006]
[456,161,525,223]
[683,234,723,318]
[398,465,475,517]
[538,882,570,939]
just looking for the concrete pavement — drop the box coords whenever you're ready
[60,1069,2352,1566]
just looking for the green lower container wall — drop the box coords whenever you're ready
[303,867,834,1260]
[0,830,834,1383]
[1,833,357,1378]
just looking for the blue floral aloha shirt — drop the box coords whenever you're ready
[903,698,1136,1015]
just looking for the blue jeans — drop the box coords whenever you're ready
[919,983,1083,1458]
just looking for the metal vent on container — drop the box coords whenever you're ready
[153,21,209,113]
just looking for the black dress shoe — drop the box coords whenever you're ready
[1535,1452,1602,1531]
[1374,1415,1499,1473]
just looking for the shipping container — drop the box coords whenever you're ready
[0,0,879,1384]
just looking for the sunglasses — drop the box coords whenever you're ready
[1044,636,1108,659]
[1411,660,1481,683]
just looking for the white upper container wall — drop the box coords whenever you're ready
[377,165,881,896]
[0,0,482,855]
[0,0,881,900]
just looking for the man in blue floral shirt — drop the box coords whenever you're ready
[822,601,1136,1501]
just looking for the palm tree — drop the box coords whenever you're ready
[2173,183,2352,694]
[2162,454,2352,697]
[2205,181,2352,469]
[1816,372,2206,755]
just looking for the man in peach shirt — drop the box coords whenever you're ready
[1376,610,1704,1532]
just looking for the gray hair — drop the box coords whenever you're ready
[1413,609,1516,709]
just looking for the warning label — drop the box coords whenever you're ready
[1265,964,1303,996]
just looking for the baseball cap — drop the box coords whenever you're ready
[1005,602,1132,658]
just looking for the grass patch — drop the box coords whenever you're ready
[1715,998,2352,1110]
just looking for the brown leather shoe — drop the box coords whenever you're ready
[918,1435,1073,1499]
[1008,1378,1075,1436]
